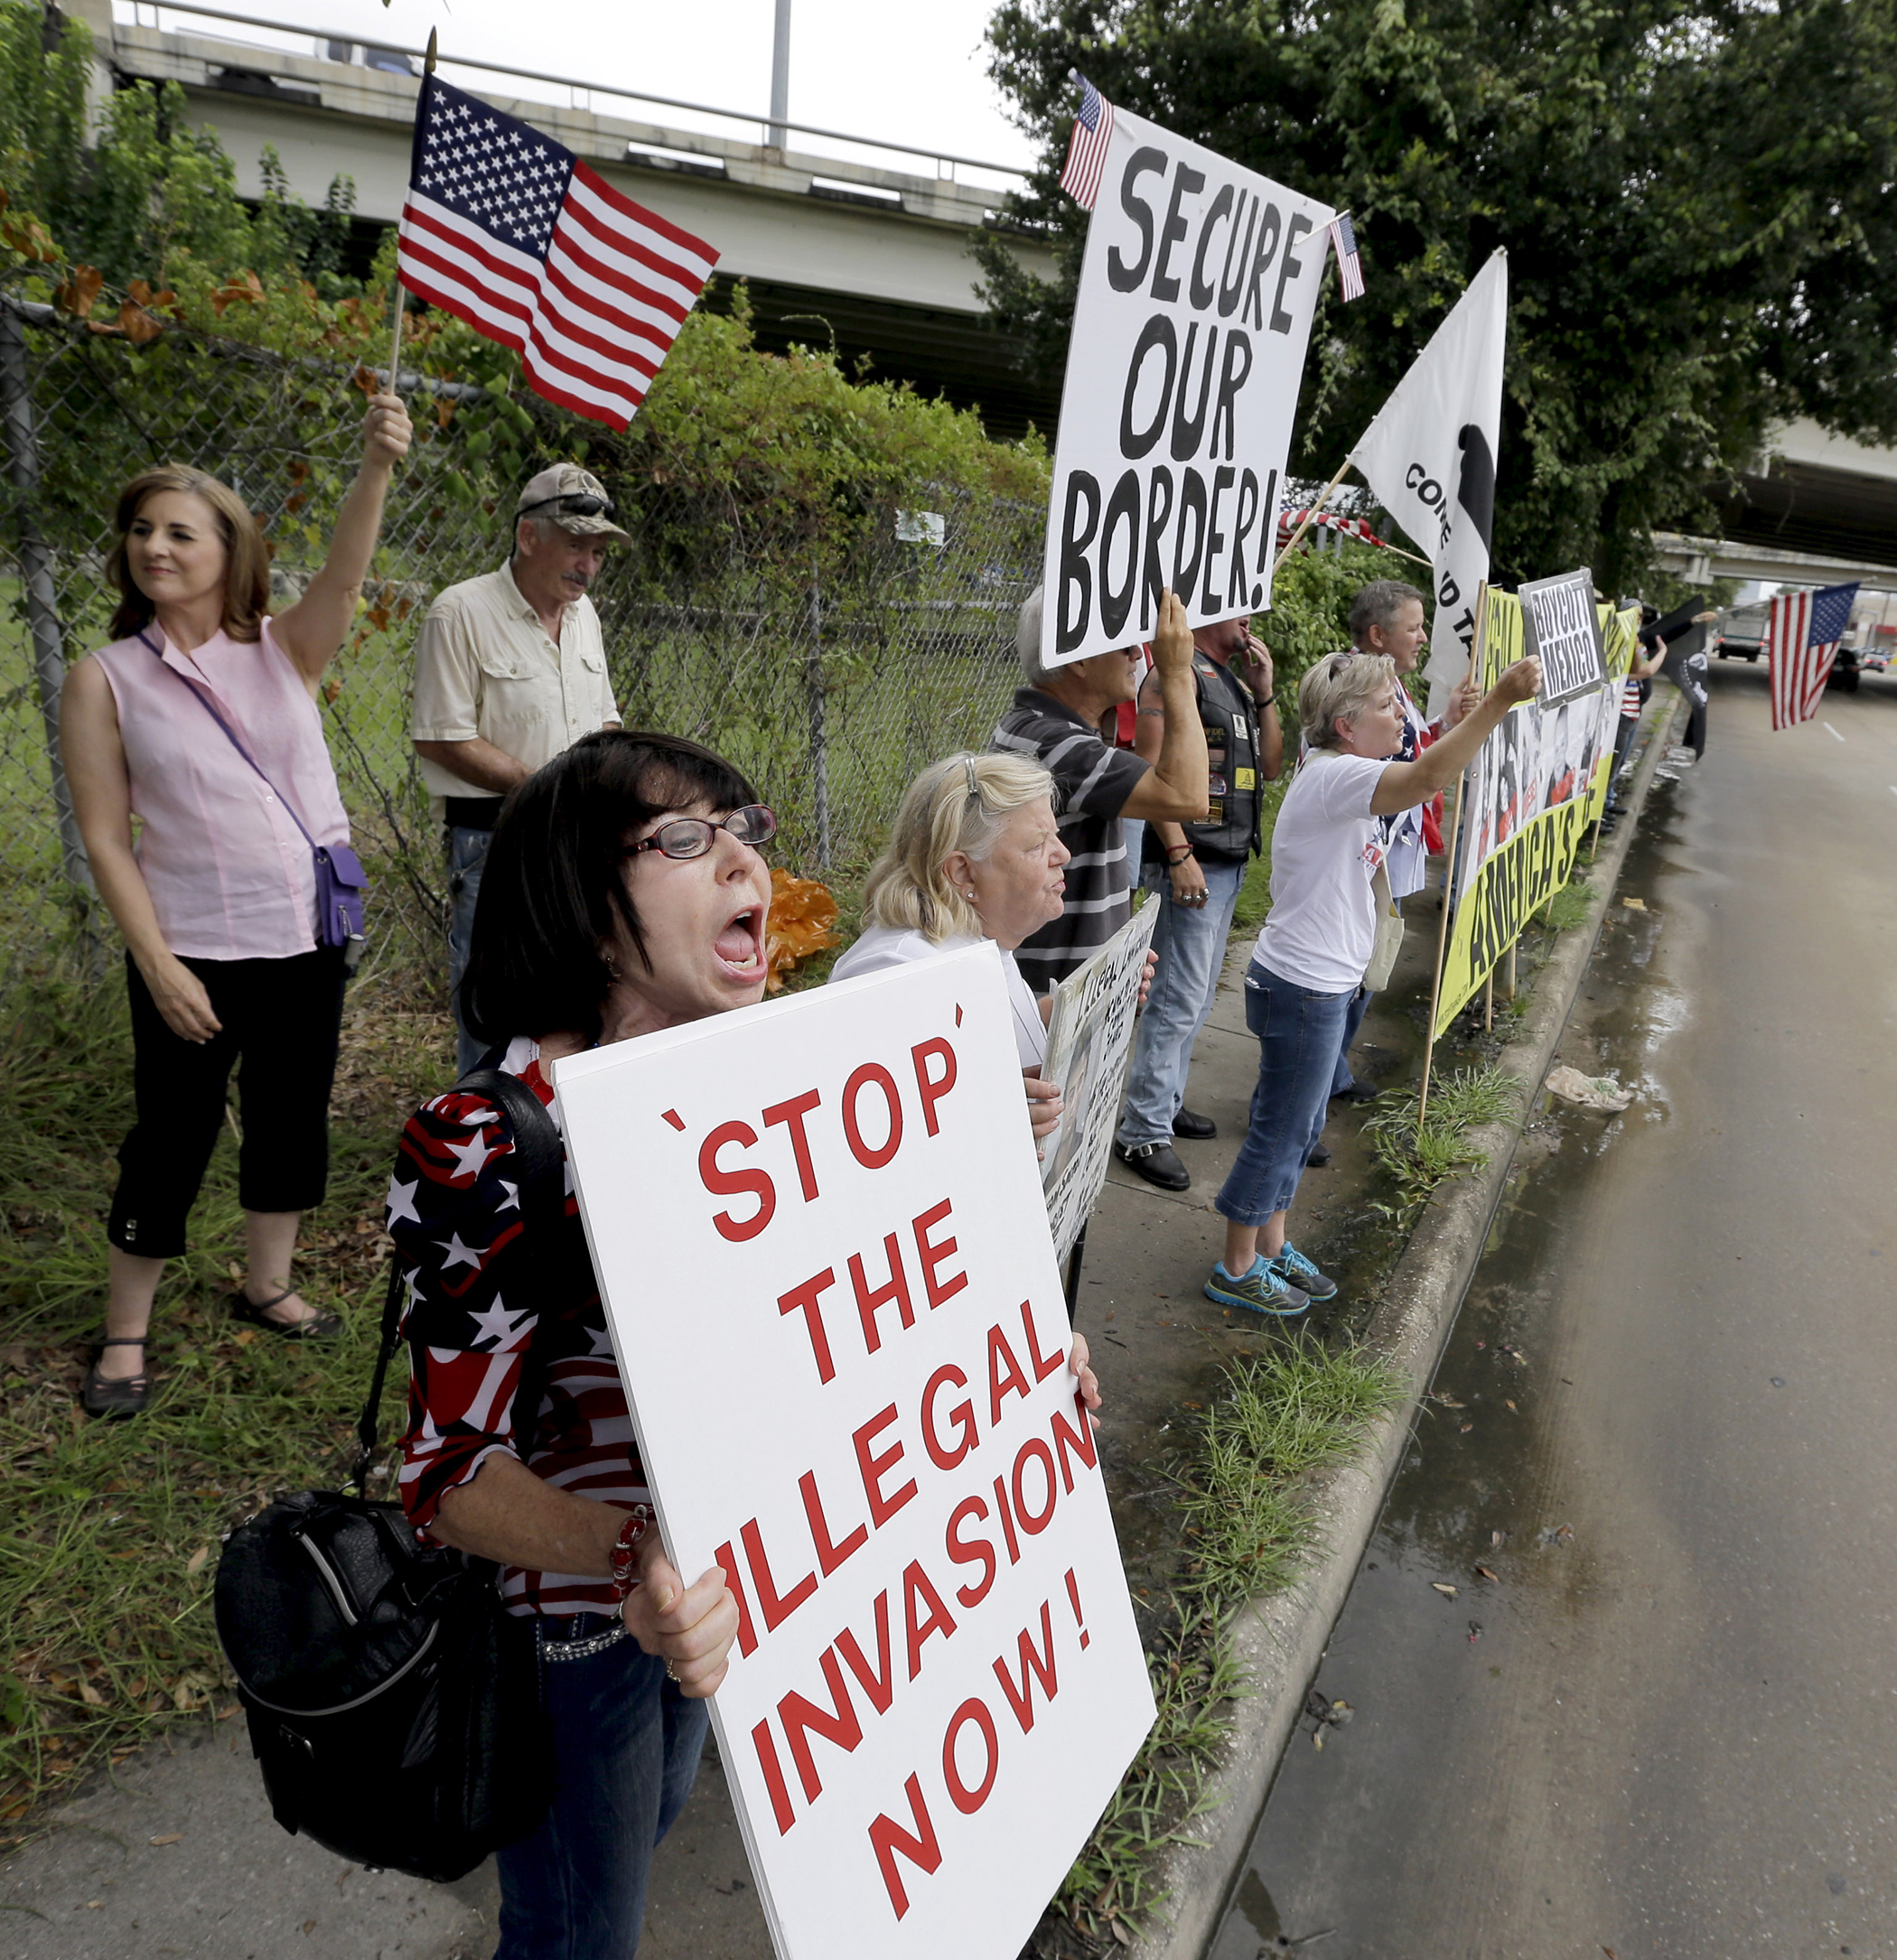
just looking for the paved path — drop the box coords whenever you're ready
[1210,662,1897,1959]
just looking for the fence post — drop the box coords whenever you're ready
[0,299,92,894]
[806,572,832,871]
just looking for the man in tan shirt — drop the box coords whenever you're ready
[412,463,625,1070]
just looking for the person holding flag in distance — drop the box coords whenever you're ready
[1206,648,1540,1316]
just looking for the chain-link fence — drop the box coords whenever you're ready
[0,285,1043,1003]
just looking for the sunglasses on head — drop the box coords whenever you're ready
[519,491,616,520]
[623,805,777,862]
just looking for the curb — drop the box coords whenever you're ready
[1133,701,1685,1960]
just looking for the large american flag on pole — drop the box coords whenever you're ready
[1766,581,1859,730]
[397,75,719,430]
[1059,73,1115,210]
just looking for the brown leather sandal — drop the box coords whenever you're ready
[233,1284,341,1339]
[83,1338,149,1419]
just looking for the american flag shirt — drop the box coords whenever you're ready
[390,1037,645,1616]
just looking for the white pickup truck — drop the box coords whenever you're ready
[1715,601,1863,691]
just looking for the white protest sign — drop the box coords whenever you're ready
[553,943,1154,1960]
[1519,568,1607,707]
[1349,249,1508,717]
[1041,106,1334,668]
[1040,903,1158,1265]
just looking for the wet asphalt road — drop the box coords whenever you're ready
[1210,662,1897,1960]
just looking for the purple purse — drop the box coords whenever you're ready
[142,631,368,961]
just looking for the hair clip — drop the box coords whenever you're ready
[963,756,981,799]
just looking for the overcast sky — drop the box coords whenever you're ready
[134,0,1042,180]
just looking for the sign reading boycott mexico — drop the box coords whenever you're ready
[1040,106,1334,667]
[555,945,1154,1959]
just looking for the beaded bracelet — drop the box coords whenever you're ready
[608,1504,655,1601]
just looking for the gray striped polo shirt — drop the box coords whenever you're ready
[990,686,1150,989]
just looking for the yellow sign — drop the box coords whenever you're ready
[1432,598,1636,1036]
[1434,798,1598,1036]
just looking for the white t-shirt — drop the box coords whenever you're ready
[1254,751,1391,993]
[829,924,1048,1069]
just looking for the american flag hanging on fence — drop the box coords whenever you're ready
[397,74,719,430]
[1059,74,1115,210]
[1766,581,1859,730]
[1326,211,1365,302]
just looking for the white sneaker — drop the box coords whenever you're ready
[1665,746,1696,766]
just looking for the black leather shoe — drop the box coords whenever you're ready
[1329,1083,1379,1106]
[82,1339,149,1420]
[1172,1108,1218,1141]
[1115,1140,1191,1191]
[1306,1143,1332,1168]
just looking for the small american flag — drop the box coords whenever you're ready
[1767,581,1859,730]
[397,74,718,430]
[1060,74,1115,210]
[1327,211,1365,302]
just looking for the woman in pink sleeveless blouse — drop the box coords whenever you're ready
[61,393,413,1417]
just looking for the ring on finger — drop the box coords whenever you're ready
[664,1659,679,1684]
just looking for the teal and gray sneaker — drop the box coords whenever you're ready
[1270,1240,1339,1303]
[1204,1257,1310,1317]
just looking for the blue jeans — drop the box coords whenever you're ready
[1330,985,1372,1096]
[1117,857,1248,1148]
[1217,958,1355,1229]
[446,824,491,1078]
[495,1618,710,1960]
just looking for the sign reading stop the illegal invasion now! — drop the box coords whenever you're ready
[1040,106,1334,669]
[554,944,1154,1960]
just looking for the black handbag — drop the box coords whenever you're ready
[214,1069,565,1882]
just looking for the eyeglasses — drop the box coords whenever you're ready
[519,491,616,520]
[624,805,777,862]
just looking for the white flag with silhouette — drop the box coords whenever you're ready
[1350,249,1508,719]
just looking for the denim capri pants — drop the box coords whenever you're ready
[1215,957,1357,1229]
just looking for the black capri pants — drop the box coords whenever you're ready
[108,945,347,1259]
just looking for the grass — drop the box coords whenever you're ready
[0,966,453,1840]
[1538,873,1598,935]
[1042,1337,1404,1955]
[1360,1065,1521,1227]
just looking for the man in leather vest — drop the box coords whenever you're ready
[1114,614,1283,1190]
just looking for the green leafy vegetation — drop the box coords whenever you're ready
[982,0,1897,593]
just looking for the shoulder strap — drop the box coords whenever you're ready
[350,1067,569,1493]
[137,628,322,852]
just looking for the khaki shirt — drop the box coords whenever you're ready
[410,565,619,807]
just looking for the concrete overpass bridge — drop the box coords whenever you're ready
[1656,419,1897,608]
[70,0,1062,432]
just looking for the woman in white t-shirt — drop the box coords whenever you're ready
[1206,648,1541,1317]
[830,751,1070,1148]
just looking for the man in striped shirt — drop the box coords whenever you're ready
[991,588,1207,990]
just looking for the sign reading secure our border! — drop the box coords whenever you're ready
[554,945,1154,1960]
[1040,107,1333,669]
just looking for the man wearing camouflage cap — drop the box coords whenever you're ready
[412,464,628,1071]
